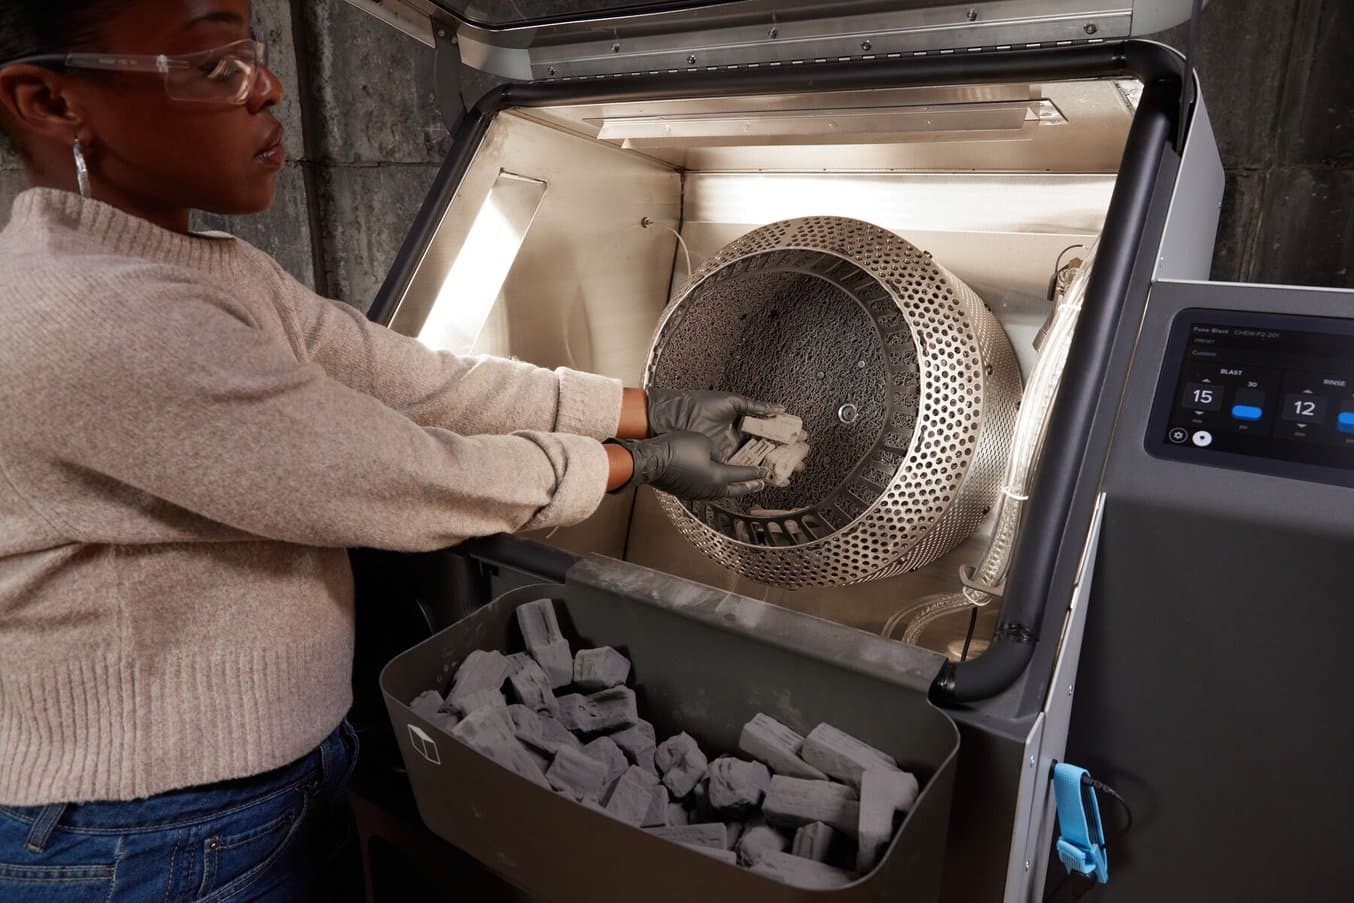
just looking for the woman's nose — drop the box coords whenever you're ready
[246,64,285,112]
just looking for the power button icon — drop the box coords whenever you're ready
[1168,427,1189,444]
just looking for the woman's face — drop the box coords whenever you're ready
[3,0,286,219]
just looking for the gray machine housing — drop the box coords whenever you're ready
[340,0,1354,899]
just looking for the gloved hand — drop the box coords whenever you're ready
[646,388,784,462]
[614,432,768,500]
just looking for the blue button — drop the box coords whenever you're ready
[1231,404,1263,422]
[1338,411,1354,434]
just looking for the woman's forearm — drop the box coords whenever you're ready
[616,387,650,439]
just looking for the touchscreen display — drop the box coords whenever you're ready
[1152,311,1354,477]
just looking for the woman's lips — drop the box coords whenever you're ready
[255,133,287,169]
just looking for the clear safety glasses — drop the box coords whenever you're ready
[7,39,269,106]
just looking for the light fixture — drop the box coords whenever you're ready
[418,171,547,353]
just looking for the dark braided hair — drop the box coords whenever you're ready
[0,1,120,156]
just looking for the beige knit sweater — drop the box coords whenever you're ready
[0,189,623,805]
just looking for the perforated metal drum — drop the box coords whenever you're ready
[645,216,1022,588]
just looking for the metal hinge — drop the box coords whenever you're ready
[547,38,1108,84]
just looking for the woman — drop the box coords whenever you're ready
[0,1,774,898]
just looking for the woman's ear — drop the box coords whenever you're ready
[0,65,86,149]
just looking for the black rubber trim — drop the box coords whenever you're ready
[367,40,1187,703]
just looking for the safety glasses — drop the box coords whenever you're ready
[6,38,269,106]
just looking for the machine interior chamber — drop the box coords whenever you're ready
[387,76,1137,660]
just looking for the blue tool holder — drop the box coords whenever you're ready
[1053,762,1109,884]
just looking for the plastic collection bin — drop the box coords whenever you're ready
[381,556,959,902]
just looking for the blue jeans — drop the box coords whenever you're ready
[0,720,360,902]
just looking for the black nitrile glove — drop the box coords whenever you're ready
[615,432,769,500]
[646,388,784,462]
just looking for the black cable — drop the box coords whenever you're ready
[1084,776,1134,840]
[959,606,978,662]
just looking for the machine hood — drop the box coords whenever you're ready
[340,0,1202,79]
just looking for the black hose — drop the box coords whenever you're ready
[934,74,1180,704]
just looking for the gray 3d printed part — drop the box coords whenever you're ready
[547,746,609,803]
[791,822,836,862]
[508,657,560,715]
[801,723,900,788]
[856,769,921,873]
[558,687,640,734]
[762,776,860,836]
[738,714,827,781]
[515,598,574,687]
[574,647,632,691]
[707,757,772,814]
[446,649,510,712]
[452,706,549,789]
[604,765,660,826]
[655,732,709,798]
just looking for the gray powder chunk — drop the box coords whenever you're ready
[763,775,860,836]
[740,413,807,445]
[609,720,657,776]
[557,687,639,734]
[655,733,708,798]
[725,821,747,849]
[573,647,632,691]
[429,711,460,734]
[452,706,549,789]
[736,818,789,867]
[609,720,656,758]
[508,705,579,755]
[409,689,445,719]
[641,784,671,827]
[524,746,552,774]
[707,757,772,814]
[738,714,827,781]
[667,803,690,826]
[447,650,511,712]
[856,769,921,873]
[453,688,506,717]
[604,765,660,826]
[507,657,560,716]
[750,851,855,889]
[505,652,535,675]
[792,822,837,862]
[637,746,658,775]
[583,736,630,792]
[646,823,729,851]
[801,723,899,788]
[546,746,609,803]
[514,598,574,688]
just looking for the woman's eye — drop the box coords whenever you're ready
[201,57,246,81]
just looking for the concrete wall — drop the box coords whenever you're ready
[1,0,1350,306]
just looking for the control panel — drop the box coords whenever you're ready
[1147,308,1354,487]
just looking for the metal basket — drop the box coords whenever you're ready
[645,216,1021,588]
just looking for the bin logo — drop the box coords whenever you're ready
[408,723,441,766]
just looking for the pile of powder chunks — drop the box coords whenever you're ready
[408,598,921,890]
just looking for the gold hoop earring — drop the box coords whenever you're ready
[73,138,91,199]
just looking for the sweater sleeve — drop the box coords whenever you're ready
[267,257,624,439]
[7,276,611,552]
